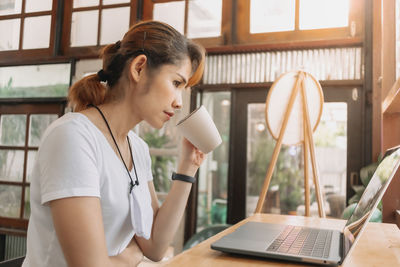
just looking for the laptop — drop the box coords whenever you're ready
[211,147,400,265]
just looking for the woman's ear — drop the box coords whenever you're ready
[129,55,147,82]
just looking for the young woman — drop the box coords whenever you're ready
[22,20,205,267]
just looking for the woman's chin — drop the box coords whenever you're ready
[146,120,164,129]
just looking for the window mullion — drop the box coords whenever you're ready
[19,0,27,50]
[184,0,188,36]
[295,0,300,31]
[19,114,31,219]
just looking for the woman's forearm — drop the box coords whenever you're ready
[136,139,204,262]
[138,180,193,261]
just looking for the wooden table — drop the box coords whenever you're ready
[165,213,400,266]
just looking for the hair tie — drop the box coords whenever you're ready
[97,69,108,82]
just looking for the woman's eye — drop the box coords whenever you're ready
[173,80,181,87]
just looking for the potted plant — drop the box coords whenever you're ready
[342,158,382,222]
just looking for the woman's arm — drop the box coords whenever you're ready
[50,197,143,267]
[135,139,205,261]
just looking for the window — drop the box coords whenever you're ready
[0,103,66,230]
[0,63,71,98]
[0,63,70,231]
[143,0,231,47]
[237,0,363,45]
[245,102,347,217]
[62,0,137,57]
[0,0,56,63]
[196,91,231,231]
[0,0,53,51]
[137,120,179,201]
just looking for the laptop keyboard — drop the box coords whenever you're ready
[266,225,333,258]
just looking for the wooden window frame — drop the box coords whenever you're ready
[0,0,59,65]
[236,0,365,45]
[0,99,67,233]
[142,0,233,47]
[60,0,139,58]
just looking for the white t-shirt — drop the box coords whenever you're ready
[22,112,154,267]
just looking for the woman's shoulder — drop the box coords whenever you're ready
[40,112,99,146]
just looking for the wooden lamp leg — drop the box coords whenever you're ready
[255,71,305,213]
[301,77,326,218]
[303,105,310,217]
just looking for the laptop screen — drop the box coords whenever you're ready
[342,148,400,258]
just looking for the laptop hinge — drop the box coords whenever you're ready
[339,233,344,264]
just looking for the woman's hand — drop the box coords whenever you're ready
[177,138,205,177]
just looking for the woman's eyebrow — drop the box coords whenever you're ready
[176,73,187,85]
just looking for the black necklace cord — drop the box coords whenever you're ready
[89,104,139,193]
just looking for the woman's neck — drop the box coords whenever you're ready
[94,101,141,142]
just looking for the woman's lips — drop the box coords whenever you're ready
[164,111,174,119]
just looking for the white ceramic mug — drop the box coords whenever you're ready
[176,105,222,154]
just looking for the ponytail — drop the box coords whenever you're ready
[68,42,119,112]
[68,74,106,112]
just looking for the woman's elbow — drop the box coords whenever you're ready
[144,250,167,262]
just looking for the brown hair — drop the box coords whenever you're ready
[68,20,205,112]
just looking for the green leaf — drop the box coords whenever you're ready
[359,162,379,186]
[348,194,360,205]
[351,185,365,196]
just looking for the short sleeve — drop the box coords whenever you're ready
[38,121,101,205]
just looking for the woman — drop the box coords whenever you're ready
[23,20,205,267]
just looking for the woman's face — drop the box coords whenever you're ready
[134,57,192,129]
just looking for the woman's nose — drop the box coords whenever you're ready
[173,90,183,109]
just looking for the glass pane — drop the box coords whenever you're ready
[250,0,295,33]
[24,186,30,219]
[246,102,347,218]
[0,185,21,218]
[103,0,130,4]
[138,112,182,194]
[139,123,178,194]
[0,114,26,146]
[151,155,176,194]
[73,0,99,8]
[0,19,20,51]
[196,92,230,231]
[0,63,71,98]
[246,104,303,216]
[23,15,51,49]
[25,0,52,12]
[299,0,349,30]
[187,0,222,39]
[314,103,347,218]
[138,111,182,150]
[153,1,185,35]
[100,7,130,45]
[26,150,37,183]
[29,114,58,146]
[0,0,22,15]
[0,150,25,182]
[71,10,99,47]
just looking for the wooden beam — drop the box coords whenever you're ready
[372,0,383,161]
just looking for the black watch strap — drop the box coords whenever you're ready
[171,172,196,183]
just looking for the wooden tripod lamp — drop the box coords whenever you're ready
[254,70,326,217]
